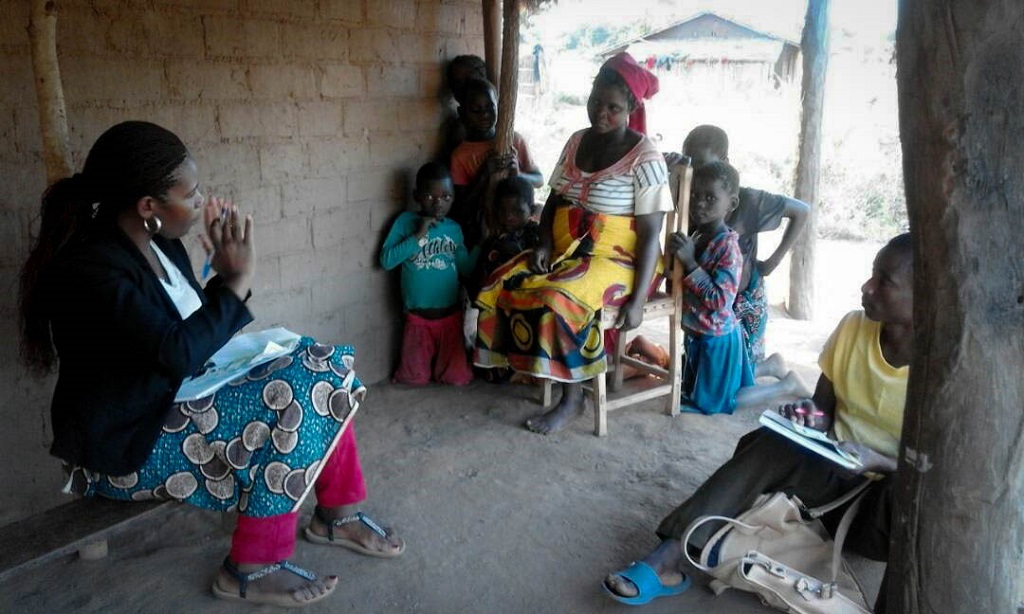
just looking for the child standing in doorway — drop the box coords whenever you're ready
[380,163,475,386]
[671,162,810,414]
[450,78,543,247]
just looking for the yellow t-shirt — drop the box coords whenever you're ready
[818,310,908,459]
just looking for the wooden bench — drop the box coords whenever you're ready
[0,497,171,583]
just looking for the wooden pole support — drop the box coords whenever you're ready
[494,0,520,155]
[482,0,501,87]
[788,0,830,320]
[28,0,73,184]
[890,0,1024,611]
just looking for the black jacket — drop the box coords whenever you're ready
[43,224,253,474]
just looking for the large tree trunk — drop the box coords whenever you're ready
[493,0,520,154]
[28,0,72,183]
[482,0,501,86]
[889,0,1024,612]
[788,0,830,320]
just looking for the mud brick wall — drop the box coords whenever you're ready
[0,0,483,525]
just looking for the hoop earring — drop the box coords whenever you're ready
[143,216,163,235]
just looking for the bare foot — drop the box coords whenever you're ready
[525,382,584,434]
[756,352,787,380]
[782,371,814,398]
[307,505,405,557]
[214,559,337,607]
[627,334,670,367]
[604,539,687,598]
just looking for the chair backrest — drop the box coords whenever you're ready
[663,157,693,295]
[665,156,693,245]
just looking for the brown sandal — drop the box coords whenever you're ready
[212,557,337,607]
[304,509,405,558]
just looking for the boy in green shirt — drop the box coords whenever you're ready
[381,163,475,385]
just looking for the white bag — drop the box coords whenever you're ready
[682,481,873,614]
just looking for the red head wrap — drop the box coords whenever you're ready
[599,52,659,135]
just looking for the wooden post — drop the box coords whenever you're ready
[482,0,501,87]
[27,0,72,183]
[889,1,1024,612]
[787,0,830,320]
[493,0,520,155]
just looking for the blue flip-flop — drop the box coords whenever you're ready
[602,561,691,606]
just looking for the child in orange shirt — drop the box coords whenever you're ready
[449,78,543,247]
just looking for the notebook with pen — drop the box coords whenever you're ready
[175,327,302,402]
[759,409,864,470]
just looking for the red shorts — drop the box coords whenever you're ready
[393,311,473,386]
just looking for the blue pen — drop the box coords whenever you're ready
[201,253,213,280]
[202,206,228,280]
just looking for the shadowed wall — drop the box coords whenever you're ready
[0,0,483,525]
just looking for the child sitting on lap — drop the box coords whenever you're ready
[380,163,475,386]
[671,162,809,414]
[477,176,540,284]
[450,78,543,247]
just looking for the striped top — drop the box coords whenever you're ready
[549,129,673,217]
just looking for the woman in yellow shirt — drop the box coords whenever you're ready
[603,234,913,612]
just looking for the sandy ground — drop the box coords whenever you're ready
[1,239,885,613]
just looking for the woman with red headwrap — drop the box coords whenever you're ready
[601,52,660,135]
[474,53,672,434]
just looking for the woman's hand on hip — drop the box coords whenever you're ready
[528,245,552,274]
[201,196,256,299]
[614,297,645,331]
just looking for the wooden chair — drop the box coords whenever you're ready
[542,159,693,435]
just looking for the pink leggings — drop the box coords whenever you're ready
[393,311,473,386]
[228,426,366,564]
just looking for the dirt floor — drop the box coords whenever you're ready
[1,239,884,613]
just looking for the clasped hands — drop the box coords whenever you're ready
[199,196,256,298]
[482,149,520,178]
[668,232,697,272]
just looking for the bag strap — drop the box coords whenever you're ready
[803,478,874,583]
[826,485,871,583]
[681,514,763,572]
[805,478,873,518]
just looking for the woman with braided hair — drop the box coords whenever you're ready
[18,121,403,607]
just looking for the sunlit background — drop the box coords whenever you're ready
[514,0,905,243]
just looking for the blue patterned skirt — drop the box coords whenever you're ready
[68,338,365,518]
